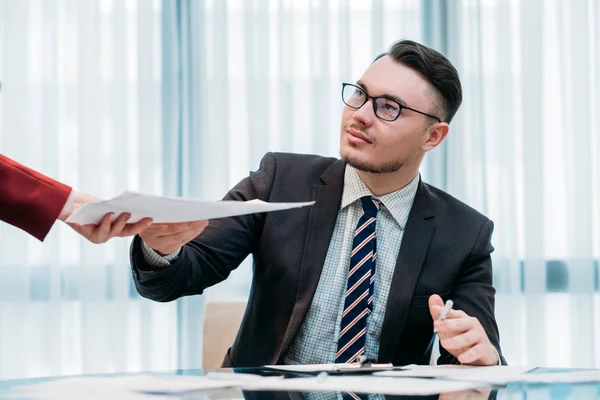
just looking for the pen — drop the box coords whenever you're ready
[433,299,453,333]
[357,355,369,367]
[438,299,454,322]
[425,299,454,356]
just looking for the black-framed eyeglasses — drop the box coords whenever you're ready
[341,83,441,123]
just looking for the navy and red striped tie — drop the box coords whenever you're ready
[335,196,379,363]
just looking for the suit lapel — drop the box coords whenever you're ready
[274,160,346,363]
[378,180,436,362]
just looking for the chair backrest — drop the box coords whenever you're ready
[201,299,438,368]
[202,300,247,369]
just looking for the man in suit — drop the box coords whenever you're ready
[130,39,505,367]
[0,153,152,242]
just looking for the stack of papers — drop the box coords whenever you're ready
[375,365,533,386]
[376,365,600,386]
[516,369,600,384]
[264,362,393,373]
[9,374,248,400]
[66,191,315,224]
[245,375,486,396]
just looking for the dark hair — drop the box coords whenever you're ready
[374,40,462,123]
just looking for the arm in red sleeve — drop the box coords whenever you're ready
[0,154,72,241]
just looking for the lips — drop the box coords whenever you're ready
[346,128,373,144]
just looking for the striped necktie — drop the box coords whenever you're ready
[335,196,380,363]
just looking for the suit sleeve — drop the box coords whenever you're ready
[0,154,72,241]
[129,152,277,302]
[437,219,507,365]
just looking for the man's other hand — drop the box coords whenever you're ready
[139,221,209,255]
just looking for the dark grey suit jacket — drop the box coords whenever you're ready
[130,152,504,367]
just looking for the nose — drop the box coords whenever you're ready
[352,99,376,127]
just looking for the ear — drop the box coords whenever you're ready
[422,123,449,152]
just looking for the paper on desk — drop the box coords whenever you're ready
[516,369,600,384]
[444,367,600,385]
[375,365,534,386]
[65,191,315,224]
[9,374,246,400]
[244,375,487,396]
[264,363,392,373]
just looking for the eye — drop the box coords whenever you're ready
[374,98,401,120]
[381,100,399,112]
[352,88,366,99]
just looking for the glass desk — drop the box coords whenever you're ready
[0,367,599,399]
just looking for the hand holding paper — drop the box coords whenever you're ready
[60,190,153,244]
[65,191,315,252]
[66,191,315,224]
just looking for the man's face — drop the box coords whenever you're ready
[339,56,440,174]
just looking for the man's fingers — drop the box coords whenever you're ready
[434,316,475,335]
[144,233,193,256]
[159,223,207,245]
[428,295,467,320]
[440,328,480,351]
[147,225,187,239]
[139,224,184,242]
[436,316,483,355]
[153,222,194,236]
[457,342,489,364]
[433,307,469,322]
[428,294,444,319]
[443,309,468,319]
[154,221,207,238]
[141,220,208,255]
[120,218,153,237]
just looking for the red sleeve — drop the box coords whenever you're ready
[0,154,72,241]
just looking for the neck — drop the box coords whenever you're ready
[356,165,419,196]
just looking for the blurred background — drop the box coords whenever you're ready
[0,0,598,380]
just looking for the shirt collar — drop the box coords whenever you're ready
[341,165,420,230]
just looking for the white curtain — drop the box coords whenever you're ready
[442,0,600,368]
[0,0,179,380]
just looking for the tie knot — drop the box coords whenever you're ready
[360,196,380,217]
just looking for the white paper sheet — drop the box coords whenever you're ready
[375,365,534,386]
[9,374,245,400]
[516,369,600,384]
[264,363,393,373]
[244,375,487,396]
[445,368,600,385]
[65,191,315,224]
